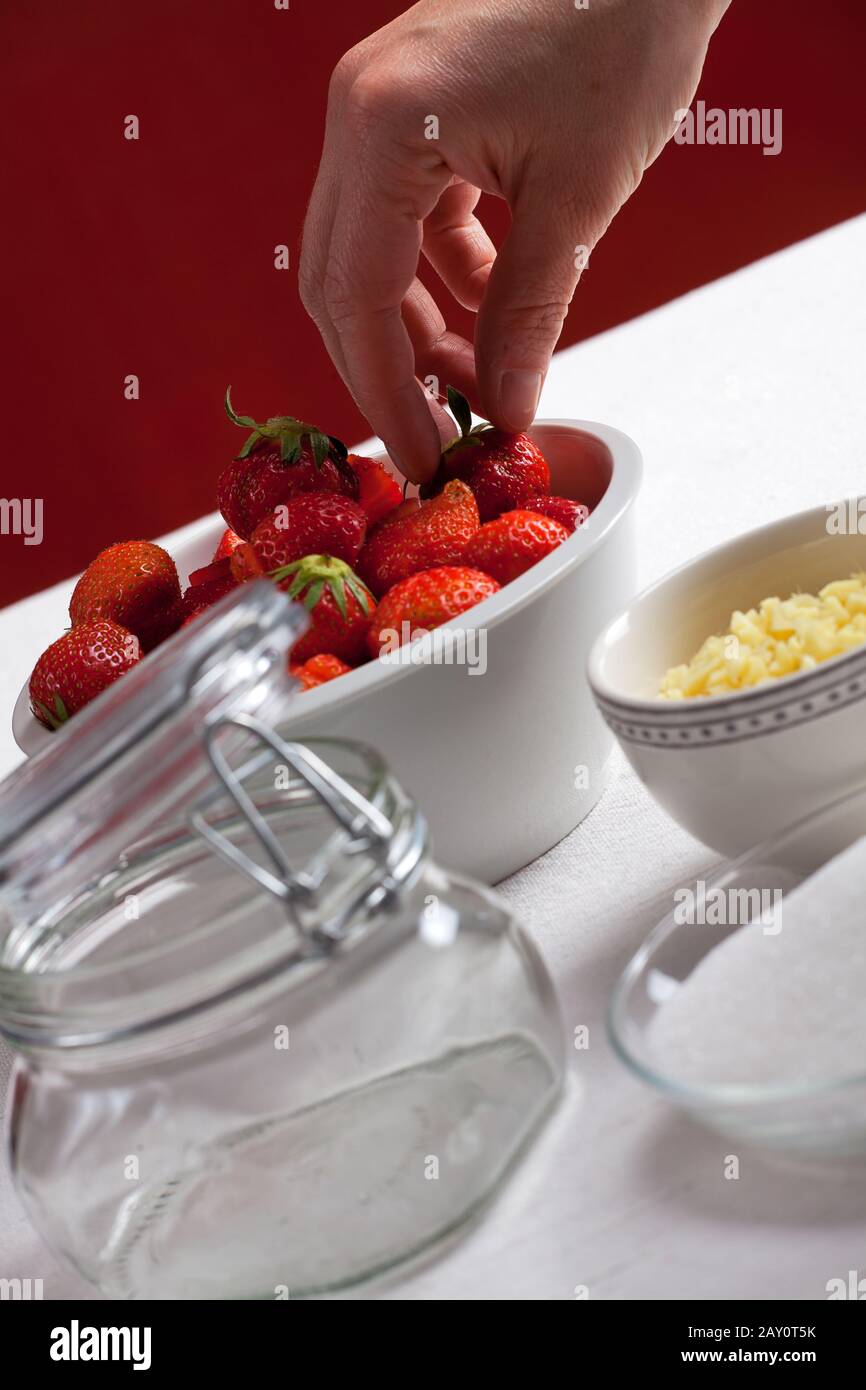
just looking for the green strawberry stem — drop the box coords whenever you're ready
[442,385,488,456]
[269,554,372,620]
[34,693,69,730]
[446,385,474,439]
[224,386,348,467]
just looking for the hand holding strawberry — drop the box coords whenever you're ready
[421,388,550,522]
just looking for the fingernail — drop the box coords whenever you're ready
[498,370,542,431]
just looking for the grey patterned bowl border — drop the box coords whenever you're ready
[594,642,866,748]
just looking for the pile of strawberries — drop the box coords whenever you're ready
[29,387,590,729]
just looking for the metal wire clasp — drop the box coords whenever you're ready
[189,714,395,917]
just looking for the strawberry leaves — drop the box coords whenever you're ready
[33,693,69,731]
[447,385,474,440]
[224,387,257,432]
[309,431,329,469]
[224,386,347,470]
[269,554,373,619]
[442,385,487,456]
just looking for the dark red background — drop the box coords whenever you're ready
[1,0,864,608]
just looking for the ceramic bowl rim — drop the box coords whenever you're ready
[588,495,866,717]
[13,418,643,757]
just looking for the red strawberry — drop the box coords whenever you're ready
[212,527,245,562]
[238,494,368,580]
[521,495,589,533]
[188,557,233,587]
[30,621,141,729]
[348,454,403,526]
[421,386,550,521]
[357,480,479,598]
[228,542,264,584]
[272,554,375,666]
[368,567,500,658]
[181,570,237,622]
[69,541,182,652]
[464,509,569,584]
[290,653,352,691]
[218,388,359,539]
[371,497,422,529]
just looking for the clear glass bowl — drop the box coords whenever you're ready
[609,781,866,1155]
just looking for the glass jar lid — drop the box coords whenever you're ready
[0,584,427,1050]
[0,581,299,869]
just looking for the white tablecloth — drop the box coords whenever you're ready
[3,216,866,1299]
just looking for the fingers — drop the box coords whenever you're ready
[301,76,457,482]
[421,180,496,311]
[299,55,361,386]
[301,163,353,386]
[401,278,479,414]
[323,199,444,481]
[474,176,599,432]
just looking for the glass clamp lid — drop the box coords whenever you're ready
[0,583,427,1044]
[190,713,427,946]
[0,581,302,868]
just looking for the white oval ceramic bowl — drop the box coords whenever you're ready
[588,499,866,857]
[14,420,641,882]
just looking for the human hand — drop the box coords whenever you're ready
[300,0,729,481]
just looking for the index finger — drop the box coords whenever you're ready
[321,91,454,482]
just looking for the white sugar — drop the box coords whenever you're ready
[648,838,866,1087]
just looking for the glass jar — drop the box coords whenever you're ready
[0,583,563,1299]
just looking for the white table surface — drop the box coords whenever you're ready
[3,216,866,1300]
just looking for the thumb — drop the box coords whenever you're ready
[475,182,600,432]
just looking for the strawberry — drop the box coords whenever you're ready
[464,509,569,584]
[348,454,403,526]
[30,621,141,729]
[421,386,550,521]
[69,540,182,652]
[290,653,352,691]
[521,495,590,533]
[218,388,359,539]
[212,527,245,562]
[368,567,500,658]
[357,480,479,598]
[181,567,237,622]
[228,542,264,584]
[188,557,233,587]
[235,494,368,581]
[371,497,422,529]
[271,554,375,666]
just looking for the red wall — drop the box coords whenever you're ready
[1,0,865,608]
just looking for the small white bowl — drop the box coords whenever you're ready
[14,421,642,883]
[588,499,866,857]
